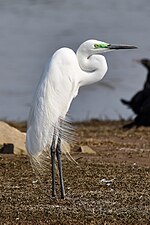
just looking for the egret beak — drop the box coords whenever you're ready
[108,44,137,50]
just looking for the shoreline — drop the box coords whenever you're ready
[3,118,133,133]
[0,119,150,224]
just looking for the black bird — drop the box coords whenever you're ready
[140,59,150,89]
[123,90,150,129]
[121,58,150,115]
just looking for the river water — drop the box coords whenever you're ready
[0,0,150,121]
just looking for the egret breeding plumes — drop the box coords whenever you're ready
[26,39,137,199]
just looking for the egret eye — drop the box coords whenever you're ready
[94,44,100,49]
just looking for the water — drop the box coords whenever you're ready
[0,0,150,121]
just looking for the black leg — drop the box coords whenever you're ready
[50,135,56,198]
[56,137,65,199]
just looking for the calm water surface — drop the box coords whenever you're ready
[0,0,150,121]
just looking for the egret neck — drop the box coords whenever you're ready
[76,49,108,87]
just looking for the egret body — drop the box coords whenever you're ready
[26,39,137,198]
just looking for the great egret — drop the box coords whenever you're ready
[121,59,150,114]
[26,39,137,199]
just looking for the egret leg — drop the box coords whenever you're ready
[50,135,56,198]
[56,137,65,199]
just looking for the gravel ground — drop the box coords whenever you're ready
[0,120,150,225]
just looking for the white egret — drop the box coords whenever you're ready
[26,39,137,199]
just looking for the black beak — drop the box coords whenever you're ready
[108,44,138,50]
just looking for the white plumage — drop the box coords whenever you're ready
[26,48,78,157]
[26,41,108,158]
[26,39,137,198]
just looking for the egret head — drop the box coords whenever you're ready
[77,39,137,57]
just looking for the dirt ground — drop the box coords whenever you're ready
[0,120,150,225]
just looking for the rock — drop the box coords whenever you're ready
[0,143,14,154]
[78,145,96,154]
[0,121,26,155]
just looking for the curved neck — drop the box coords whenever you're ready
[76,50,108,86]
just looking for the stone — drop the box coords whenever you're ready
[78,145,96,154]
[0,143,14,154]
[0,121,26,155]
